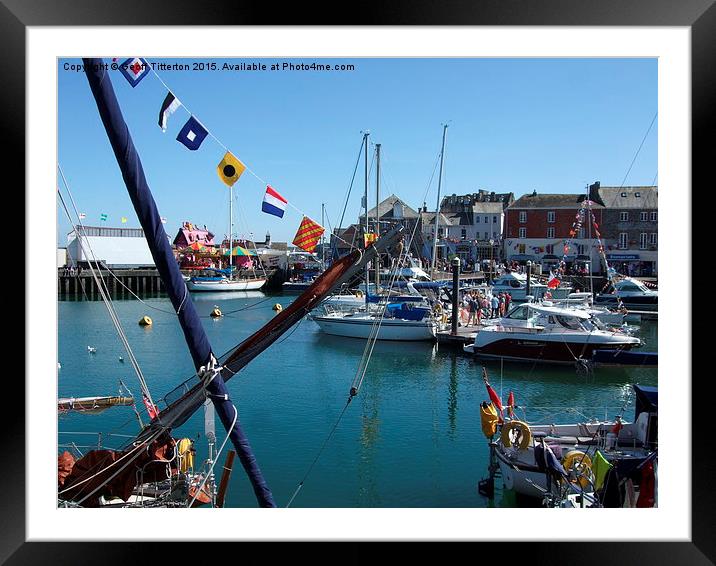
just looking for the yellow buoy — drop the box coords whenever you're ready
[210,307,223,318]
[138,315,152,326]
[273,303,283,312]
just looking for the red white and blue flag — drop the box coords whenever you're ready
[118,57,151,87]
[548,270,561,289]
[261,185,288,218]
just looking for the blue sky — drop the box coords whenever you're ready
[58,57,657,244]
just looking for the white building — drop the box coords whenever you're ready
[66,225,156,268]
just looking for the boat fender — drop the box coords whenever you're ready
[273,303,283,312]
[562,450,594,489]
[210,307,223,318]
[355,290,364,298]
[177,438,195,473]
[138,315,152,326]
[480,401,500,439]
[500,420,532,450]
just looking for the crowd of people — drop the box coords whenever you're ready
[460,289,513,327]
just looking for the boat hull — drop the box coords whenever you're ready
[465,337,640,363]
[186,278,266,291]
[311,315,438,341]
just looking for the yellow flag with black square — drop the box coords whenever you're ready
[217,151,246,187]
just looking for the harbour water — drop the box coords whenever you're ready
[58,292,657,508]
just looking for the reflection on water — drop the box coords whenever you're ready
[58,292,657,508]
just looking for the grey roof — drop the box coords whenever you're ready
[596,186,657,209]
[472,202,505,214]
[508,193,604,209]
[363,194,419,220]
[420,211,455,226]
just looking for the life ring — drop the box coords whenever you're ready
[562,450,594,489]
[210,307,222,318]
[500,420,532,450]
[272,303,283,312]
[138,315,152,326]
[355,290,364,298]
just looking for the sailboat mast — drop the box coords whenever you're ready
[375,143,381,289]
[586,191,593,295]
[229,185,233,279]
[431,124,449,280]
[363,131,370,304]
[320,203,325,270]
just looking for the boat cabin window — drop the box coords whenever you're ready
[556,315,582,330]
[619,283,644,292]
[506,305,529,320]
[510,280,522,288]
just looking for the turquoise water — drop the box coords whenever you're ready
[58,292,657,508]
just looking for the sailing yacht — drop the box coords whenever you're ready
[186,181,266,292]
[309,136,445,341]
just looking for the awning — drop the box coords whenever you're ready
[222,246,257,256]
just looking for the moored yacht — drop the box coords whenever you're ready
[594,277,658,311]
[491,271,572,301]
[463,303,641,364]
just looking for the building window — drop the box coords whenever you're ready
[476,216,480,223]
[650,211,657,221]
[493,232,498,239]
[640,212,648,221]
[620,212,629,221]
[635,192,641,198]
[546,244,554,254]
[438,228,444,237]
[621,192,627,198]
[519,211,527,223]
[461,228,466,240]
[547,211,555,223]
[518,228,526,239]
[493,216,498,224]
[650,233,657,245]
[619,233,628,249]
[547,227,555,238]
[484,216,489,224]
[484,232,489,240]
[640,233,648,249]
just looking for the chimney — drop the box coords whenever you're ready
[532,189,537,197]
[588,181,603,205]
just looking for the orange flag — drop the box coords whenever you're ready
[363,233,378,248]
[292,216,324,253]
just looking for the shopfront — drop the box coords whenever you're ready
[606,253,657,277]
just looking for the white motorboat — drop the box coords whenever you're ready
[491,271,572,301]
[489,384,657,505]
[463,303,641,363]
[541,292,628,326]
[309,302,441,341]
[594,277,658,312]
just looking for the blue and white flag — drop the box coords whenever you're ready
[158,91,181,132]
[176,116,208,151]
[261,185,287,218]
[118,57,151,87]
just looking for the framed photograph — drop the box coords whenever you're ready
[7,0,708,563]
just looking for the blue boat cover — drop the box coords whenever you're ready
[83,58,275,507]
[633,384,658,418]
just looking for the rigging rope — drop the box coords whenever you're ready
[57,176,157,410]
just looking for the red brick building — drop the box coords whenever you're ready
[504,188,604,273]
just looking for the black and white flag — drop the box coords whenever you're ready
[158,91,182,132]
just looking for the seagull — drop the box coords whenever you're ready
[87,346,96,353]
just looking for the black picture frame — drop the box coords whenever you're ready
[7,0,708,563]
